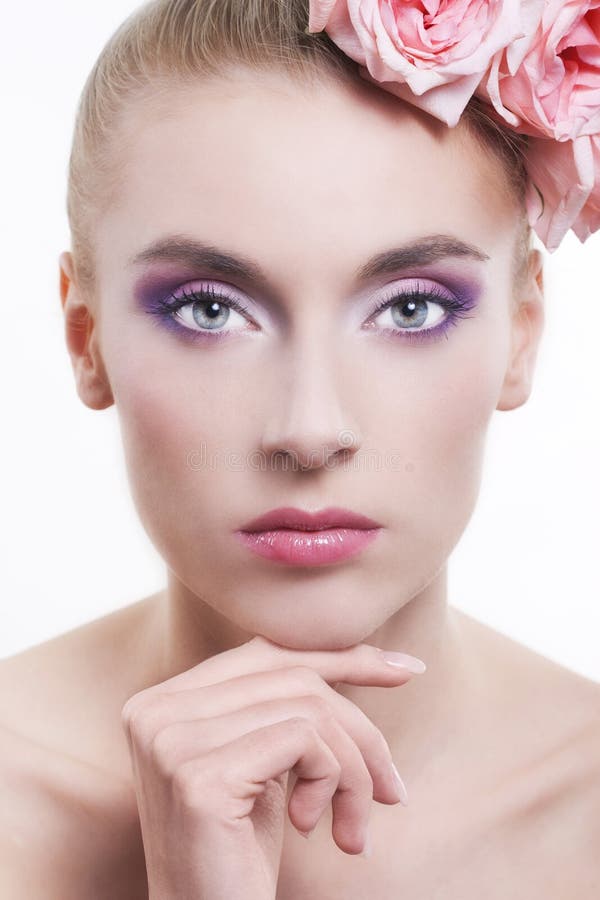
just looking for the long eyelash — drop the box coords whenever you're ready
[161,285,251,318]
[148,281,475,345]
[368,283,476,345]
[149,285,253,342]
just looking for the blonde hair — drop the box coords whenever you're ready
[66,0,532,300]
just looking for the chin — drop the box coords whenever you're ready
[250,621,373,653]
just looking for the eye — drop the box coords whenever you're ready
[152,282,256,340]
[364,278,475,345]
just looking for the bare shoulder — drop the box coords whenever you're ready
[465,606,600,759]
[520,706,600,892]
[0,599,158,898]
[0,593,162,777]
[0,718,147,899]
[0,722,95,895]
[459,609,600,888]
[456,607,600,723]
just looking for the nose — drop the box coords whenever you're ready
[259,345,363,472]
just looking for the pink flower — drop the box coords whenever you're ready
[306,1,600,251]
[483,0,600,140]
[481,1,600,250]
[524,134,600,252]
[307,0,532,127]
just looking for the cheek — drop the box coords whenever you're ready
[370,332,509,550]
[102,306,245,464]
[108,344,252,554]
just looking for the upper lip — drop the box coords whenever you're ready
[239,506,382,533]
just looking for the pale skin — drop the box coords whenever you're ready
[0,68,599,898]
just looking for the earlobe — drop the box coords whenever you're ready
[496,249,545,412]
[59,251,115,412]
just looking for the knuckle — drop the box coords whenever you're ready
[120,696,141,729]
[120,688,153,729]
[125,707,148,745]
[120,703,133,733]
[149,724,179,774]
[123,698,162,747]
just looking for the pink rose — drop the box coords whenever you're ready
[307,0,532,127]
[524,134,600,252]
[483,0,600,140]
[481,1,600,251]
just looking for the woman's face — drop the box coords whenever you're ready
[79,69,541,649]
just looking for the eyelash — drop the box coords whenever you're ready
[365,281,474,345]
[149,284,254,345]
[149,280,475,346]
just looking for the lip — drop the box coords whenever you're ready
[238,506,382,533]
[234,506,383,566]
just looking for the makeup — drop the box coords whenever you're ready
[361,274,479,345]
[134,269,482,346]
[234,526,381,566]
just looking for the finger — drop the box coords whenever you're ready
[143,693,397,813]
[124,668,407,803]
[128,636,425,699]
[174,717,368,855]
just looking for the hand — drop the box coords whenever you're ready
[121,635,424,900]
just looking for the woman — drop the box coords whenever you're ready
[1,0,599,896]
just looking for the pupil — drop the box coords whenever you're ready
[390,296,428,330]
[206,302,221,319]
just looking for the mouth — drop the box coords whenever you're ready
[235,506,383,566]
[238,506,382,533]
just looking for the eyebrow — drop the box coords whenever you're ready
[128,233,490,286]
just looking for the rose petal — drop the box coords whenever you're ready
[525,135,596,252]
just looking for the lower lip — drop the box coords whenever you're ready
[234,527,382,566]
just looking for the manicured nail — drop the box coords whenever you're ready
[391,763,409,806]
[377,650,426,674]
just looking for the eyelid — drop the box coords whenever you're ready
[374,276,455,303]
[357,276,457,325]
[168,271,459,311]
[170,278,251,307]
[155,272,476,336]
[176,277,279,330]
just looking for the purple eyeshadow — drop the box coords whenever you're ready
[133,268,200,312]
[132,264,484,347]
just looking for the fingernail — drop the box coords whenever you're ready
[391,763,409,806]
[360,825,372,859]
[377,650,426,674]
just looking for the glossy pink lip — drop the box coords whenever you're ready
[234,506,383,566]
[239,506,382,533]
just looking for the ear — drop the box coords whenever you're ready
[496,248,545,412]
[59,251,114,411]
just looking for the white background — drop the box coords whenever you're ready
[1,2,599,679]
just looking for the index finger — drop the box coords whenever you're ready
[148,634,427,695]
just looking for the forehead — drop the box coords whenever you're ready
[96,71,517,291]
